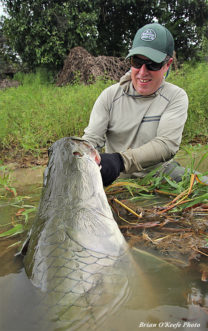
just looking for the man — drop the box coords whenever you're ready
[82,23,189,186]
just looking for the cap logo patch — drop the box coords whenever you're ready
[141,29,156,42]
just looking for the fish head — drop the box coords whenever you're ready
[40,137,127,256]
[42,137,107,218]
[44,137,101,187]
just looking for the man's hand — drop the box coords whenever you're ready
[100,153,124,186]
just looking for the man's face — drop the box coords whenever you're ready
[131,55,173,95]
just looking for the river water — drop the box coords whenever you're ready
[0,153,207,331]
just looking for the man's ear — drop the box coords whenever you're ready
[166,58,173,69]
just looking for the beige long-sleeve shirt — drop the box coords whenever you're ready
[83,72,188,177]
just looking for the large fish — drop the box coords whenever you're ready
[21,137,154,330]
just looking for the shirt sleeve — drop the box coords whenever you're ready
[82,86,113,149]
[120,88,189,173]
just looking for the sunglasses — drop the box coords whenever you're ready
[131,56,167,71]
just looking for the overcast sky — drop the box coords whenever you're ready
[0,2,5,17]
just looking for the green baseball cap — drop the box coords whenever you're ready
[126,23,174,63]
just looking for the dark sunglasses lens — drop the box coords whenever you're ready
[131,57,143,68]
[147,62,163,71]
[131,57,164,71]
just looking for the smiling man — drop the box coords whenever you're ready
[130,54,172,96]
[83,23,189,186]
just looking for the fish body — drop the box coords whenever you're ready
[23,137,138,330]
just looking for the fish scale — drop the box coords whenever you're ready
[35,239,130,330]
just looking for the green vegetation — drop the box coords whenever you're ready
[106,150,208,213]
[167,62,208,141]
[0,70,112,152]
[0,164,37,238]
[105,149,208,257]
[1,0,208,69]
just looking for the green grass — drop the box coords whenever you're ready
[0,70,113,152]
[167,62,208,142]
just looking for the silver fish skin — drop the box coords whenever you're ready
[23,137,138,330]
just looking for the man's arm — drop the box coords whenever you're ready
[82,86,115,149]
[120,88,188,173]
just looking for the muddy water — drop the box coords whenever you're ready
[9,166,45,187]
[0,224,207,330]
[0,161,208,331]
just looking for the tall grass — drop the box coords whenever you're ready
[167,62,208,141]
[0,70,112,151]
[0,62,207,154]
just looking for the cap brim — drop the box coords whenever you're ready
[126,46,167,63]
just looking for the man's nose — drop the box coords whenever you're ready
[139,64,149,74]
